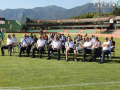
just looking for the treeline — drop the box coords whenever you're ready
[69,6,120,19]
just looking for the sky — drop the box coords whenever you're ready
[0,0,119,10]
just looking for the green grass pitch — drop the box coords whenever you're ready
[0,33,120,90]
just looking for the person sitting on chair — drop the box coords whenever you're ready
[1,34,13,56]
[33,35,38,45]
[93,37,111,64]
[12,34,19,53]
[109,36,115,59]
[76,35,83,54]
[82,37,92,62]
[19,34,31,57]
[47,36,61,60]
[92,37,102,58]
[31,35,45,58]
[44,33,48,41]
[30,33,33,38]
[65,37,77,62]
[47,34,53,48]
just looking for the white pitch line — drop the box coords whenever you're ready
[21,81,120,89]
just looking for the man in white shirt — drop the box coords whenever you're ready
[65,37,77,62]
[47,36,61,60]
[19,34,30,57]
[31,35,45,58]
[1,34,13,56]
[82,37,92,62]
[93,37,111,64]
[27,35,34,47]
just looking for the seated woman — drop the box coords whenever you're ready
[92,37,102,58]
[65,37,77,62]
[47,36,61,60]
[82,37,92,62]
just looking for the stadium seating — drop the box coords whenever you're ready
[112,30,120,35]
[82,30,96,34]
[5,20,21,32]
[113,24,120,27]
[67,30,81,33]
[26,30,40,32]
[46,30,64,33]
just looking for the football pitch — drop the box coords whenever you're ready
[0,33,120,90]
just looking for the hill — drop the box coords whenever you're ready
[0,3,113,22]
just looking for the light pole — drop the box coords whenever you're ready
[98,0,100,18]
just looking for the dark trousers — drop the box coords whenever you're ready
[32,47,44,57]
[94,50,110,62]
[19,46,30,57]
[1,46,12,55]
[83,48,92,60]
[48,48,60,59]
[62,45,65,53]
[93,47,102,57]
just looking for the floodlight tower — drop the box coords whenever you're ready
[98,0,100,18]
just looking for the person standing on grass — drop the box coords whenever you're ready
[0,29,5,45]
[1,34,13,56]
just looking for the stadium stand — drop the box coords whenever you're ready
[66,30,81,33]
[26,30,40,32]
[112,30,120,35]
[4,20,21,32]
[113,24,120,27]
[82,30,96,34]
[46,30,64,33]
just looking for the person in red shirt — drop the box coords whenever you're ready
[44,33,48,41]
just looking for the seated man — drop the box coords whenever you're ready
[1,34,13,56]
[65,37,77,62]
[31,35,45,58]
[47,36,61,60]
[82,37,92,62]
[93,37,111,64]
[32,34,38,45]
[76,35,83,54]
[27,35,34,46]
[109,36,115,59]
[74,34,80,44]
[19,34,31,57]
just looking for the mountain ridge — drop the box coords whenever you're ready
[0,3,113,22]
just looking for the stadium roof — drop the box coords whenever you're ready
[27,17,111,23]
[114,16,120,20]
